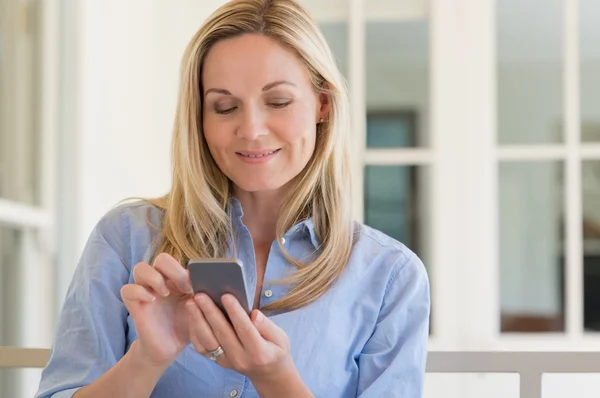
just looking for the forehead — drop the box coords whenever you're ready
[202,34,311,89]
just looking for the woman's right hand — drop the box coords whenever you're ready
[121,253,194,367]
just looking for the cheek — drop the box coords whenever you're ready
[203,119,229,153]
[275,113,317,153]
[299,131,317,162]
[295,124,317,165]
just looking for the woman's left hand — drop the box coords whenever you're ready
[185,293,294,383]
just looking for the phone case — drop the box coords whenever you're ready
[188,258,251,316]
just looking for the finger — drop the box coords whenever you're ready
[120,285,155,327]
[132,262,170,297]
[195,294,243,354]
[221,294,264,351]
[121,284,156,303]
[185,299,220,356]
[153,253,194,295]
[251,309,289,349]
[189,329,208,356]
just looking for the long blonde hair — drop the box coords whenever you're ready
[146,0,354,313]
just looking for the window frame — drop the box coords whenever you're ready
[338,0,600,350]
[0,0,60,395]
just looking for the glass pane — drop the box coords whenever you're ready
[1,226,25,351]
[366,18,430,147]
[0,226,47,397]
[1,227,26,397]
[367,111,416,148]
[497,0,563,144]
[364,165,429,264]
[299,1,348,78]
[1,226,21,346]
[0,369,43,398]
[580,0,600,142]
[0,0,42,205]
[583,161,600,331]
[499,162,564,332]
[319,22,348,78]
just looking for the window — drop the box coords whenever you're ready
[580,0,600,333]
[0,0,58,396]
[365,112,422,253]
[305,0,433,332]
[497,0,600,336]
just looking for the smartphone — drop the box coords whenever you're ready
[187,258,252,317]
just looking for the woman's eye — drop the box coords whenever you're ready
[215,107,237,115]
[268,101,291,109]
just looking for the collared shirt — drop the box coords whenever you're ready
[36,200,430,398]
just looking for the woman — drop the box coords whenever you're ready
[36,0,430,397]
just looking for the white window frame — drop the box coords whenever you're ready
[0,0,59,396]
[345,0,452,351]
[0,0,59,330]
[329,0,600,352]
[493,0,600,351]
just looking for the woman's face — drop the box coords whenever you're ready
[202,34,329,194]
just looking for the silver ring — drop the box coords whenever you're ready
[208,345,224,361]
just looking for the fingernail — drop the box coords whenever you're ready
[254,310,264,324]
[180,281,194,295]
[162,290,170,297]
[147,295,156,302]
[194,294,205,303]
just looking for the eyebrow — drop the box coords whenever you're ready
[262,80,296,91]
[204,80,297,98]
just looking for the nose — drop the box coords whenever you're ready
[235,103,268,140]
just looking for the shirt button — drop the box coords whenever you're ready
[229,390,238,397]
[281,237,286,245]
[264,289,273,298]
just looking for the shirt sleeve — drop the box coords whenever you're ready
[356,252,431,397]
[35,208,132,398]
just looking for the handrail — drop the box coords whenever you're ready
[427,351,600,398]
[2,347,600,398]
[0,347,50,368]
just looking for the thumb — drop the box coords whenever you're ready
[251,310,288,348]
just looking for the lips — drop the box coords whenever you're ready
[236,149,281,158]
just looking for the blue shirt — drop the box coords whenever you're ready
[36,200,430,398]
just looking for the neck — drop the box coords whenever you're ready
[233,186,287,245]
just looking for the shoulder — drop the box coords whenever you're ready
[95,200,163,236]
[90,200,165,268]
[349,222,429,292]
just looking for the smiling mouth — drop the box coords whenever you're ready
[236,149,281,158]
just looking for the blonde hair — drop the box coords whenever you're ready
[146,0,354,313]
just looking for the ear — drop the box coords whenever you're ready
[316,86,332,124]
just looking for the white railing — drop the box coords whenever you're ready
[0,347,49,368]
[3,347,600,398]
[427,351,600,398]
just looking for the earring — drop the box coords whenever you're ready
[319,118,324,123]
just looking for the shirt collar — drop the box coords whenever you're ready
[228,197,320,249]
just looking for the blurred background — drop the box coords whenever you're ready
[1,0,599,397]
